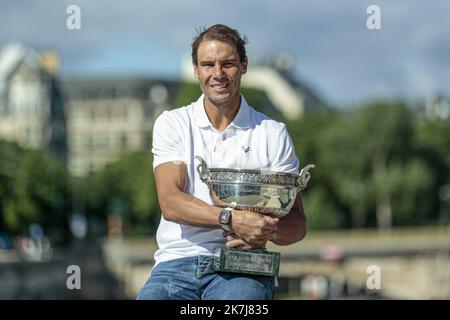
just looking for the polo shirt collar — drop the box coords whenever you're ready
[194,94,251,129]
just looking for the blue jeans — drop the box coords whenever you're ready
[136,256,275,300]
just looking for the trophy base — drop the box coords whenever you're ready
[214,247,280,277]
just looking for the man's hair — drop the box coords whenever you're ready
[191,24,248,66]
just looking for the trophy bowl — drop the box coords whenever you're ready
[196,157,314,218]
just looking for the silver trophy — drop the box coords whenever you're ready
[196,156,314,277]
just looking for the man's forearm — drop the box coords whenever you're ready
[160,189,222,228]
[270,208,307,246]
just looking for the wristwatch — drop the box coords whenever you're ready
[218,207,233,232]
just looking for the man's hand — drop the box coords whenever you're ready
[225,193,307,248]
[224,232,272,249]
[228,210,278,248]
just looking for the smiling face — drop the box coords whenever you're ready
[193,39,247,108]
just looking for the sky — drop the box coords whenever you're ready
[0,0,449,107]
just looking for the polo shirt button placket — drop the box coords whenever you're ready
[214,136,221,152]
[218,132,227,161]
[211,132,219,164]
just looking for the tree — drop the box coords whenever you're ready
[0,140,71,239]
[415,117,450,224]
[286,101,438,229]
[81,151,159,235]
[286,110,350,229]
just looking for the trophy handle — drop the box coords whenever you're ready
[297,164,315,191]
[195,156,210,184]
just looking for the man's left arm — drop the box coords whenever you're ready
[268,125,307,245]
[269,193,307,246]
[224,193,306,248]
[225,125,308,248]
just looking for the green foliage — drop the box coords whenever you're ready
[0,141,71,238]
[303,187,346,229]
[81,151,159,235]
[387,159,435,225]
[416,119,450,180]
[286,101,446,230]
[172,82,201,108]
[415,118,450,222]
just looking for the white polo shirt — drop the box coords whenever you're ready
[151,94,300,266]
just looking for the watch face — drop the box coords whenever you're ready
[219,210,230,224]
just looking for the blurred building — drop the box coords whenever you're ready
[63,78,177,176]
[0,43,67,160]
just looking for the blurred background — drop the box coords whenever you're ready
[1,0,449,300]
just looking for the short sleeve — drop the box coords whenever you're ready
[151,111,185,170]
[269,125,300,174]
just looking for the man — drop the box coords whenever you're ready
[137,24,307,300]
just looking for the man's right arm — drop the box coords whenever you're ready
[154,161,278,247]
[154,161,221,227]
